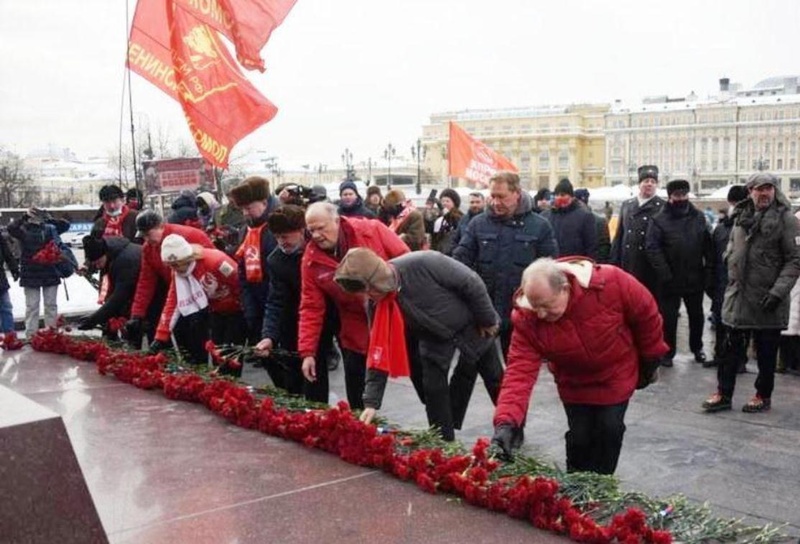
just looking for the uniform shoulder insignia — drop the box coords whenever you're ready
[218,260,235,277]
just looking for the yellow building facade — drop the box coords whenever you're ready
[421,104,609,190]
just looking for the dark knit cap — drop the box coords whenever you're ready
[554,178,574,196]
[439,188,461,209]
[727,184,748,204]
[574,188,590,204]
[83,235,107,262]
[339,180,360,197]
[534,188,551,202]
[666,179,691,196]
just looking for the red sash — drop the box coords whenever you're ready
[367,292,409,378]
[235,224,266,282]
[103,206,131,238]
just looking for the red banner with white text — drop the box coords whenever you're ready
[176,0,297,72]
[127,0,278,168]
[448,121,517,187]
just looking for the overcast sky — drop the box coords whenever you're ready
[1,0,799,169]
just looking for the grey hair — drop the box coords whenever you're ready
[521,257,568,292]
[305,201,339,221]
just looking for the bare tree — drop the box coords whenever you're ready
[0,149,40,208]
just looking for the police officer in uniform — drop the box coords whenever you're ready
[609,165,665,297]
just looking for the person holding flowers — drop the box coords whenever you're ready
[151,234,245,374]
[7,207,70,337]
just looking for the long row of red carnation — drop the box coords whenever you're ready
[29,328,671,544]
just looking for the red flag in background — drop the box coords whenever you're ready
[448,121,518,187]
[127,0,278,168]
[176,0,298,72]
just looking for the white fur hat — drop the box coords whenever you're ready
[160,234,193,263]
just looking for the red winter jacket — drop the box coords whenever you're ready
[131,223,214,319]
[493,262,669,427]
[155,248,241,341]
[298,217,409,357]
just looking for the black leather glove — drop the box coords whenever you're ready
[148,339,168,354]
[760,294,781,312]
[77,316,94,331]
[125,318,143,339]
[637,359,661,390]
[491,424,522,460]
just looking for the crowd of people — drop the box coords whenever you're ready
[2,165,799,476]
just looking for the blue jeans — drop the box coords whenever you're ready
[0,289,14,333]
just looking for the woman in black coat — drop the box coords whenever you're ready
[8,208,70,337]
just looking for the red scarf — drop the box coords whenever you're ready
[367,292,409,378]
[103,206,131,238]
[235,223,266,282]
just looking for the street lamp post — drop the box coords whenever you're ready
[411,138,427,195]
[384,143,396,190]
[753,156,767,171]
[316,163,327,184]
[627,161,637,187]
[341,148,354,182]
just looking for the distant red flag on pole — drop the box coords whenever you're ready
[175,0,298,72]
[127,0,278,168]
[448,121,518,186]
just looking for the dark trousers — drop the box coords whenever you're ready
[660,291,705,359]
[448,341,504,430]
[341,348,366,410]
[563,401,628,475]
[780,335,800,371]
[173,310,210,366]
[718,328,780,399]
[415,339,462,441]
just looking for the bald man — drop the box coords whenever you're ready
[297,202,409,408]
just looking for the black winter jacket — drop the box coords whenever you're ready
[363,251,500,409]
[453,192,558,324]
[8,216,70,288]
[645,202,713,296]
[541,199,598,259]
[81,237,141,328]
[609,195,665,295]
[262,246,302,348]
[710,214,735,316]
[338,198,376,219]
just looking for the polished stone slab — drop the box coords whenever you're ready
[0,384,108,543]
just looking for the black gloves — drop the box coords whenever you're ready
[77,316,94,331]
[125,318,143,339]
[148,340,168,354]
[760,294,781,312]
[491,424,523,460]
[637,359,661,390]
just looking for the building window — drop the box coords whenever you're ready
[539,150,549,170]
[520,152,531,172]
[777,159,783,170]
[558,150,569,170]
[791,158,797,170]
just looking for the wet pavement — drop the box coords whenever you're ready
[1,309,799,542]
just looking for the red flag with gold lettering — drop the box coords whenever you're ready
[176,0,298,72]
[448,121,517,187]
[127,0,278,168]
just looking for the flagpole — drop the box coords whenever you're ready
[125,0,141,196]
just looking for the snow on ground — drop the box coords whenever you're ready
[7,249,100,322]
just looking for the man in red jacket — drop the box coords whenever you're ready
[492,257,668,474]
[299,202,409,409]
[125,210,214,345]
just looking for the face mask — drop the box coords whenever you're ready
[671,200,689,211]
[106,207,123,217]
[553,195,572,209]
